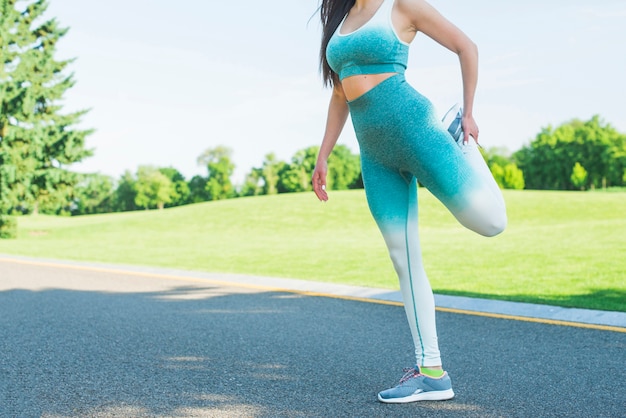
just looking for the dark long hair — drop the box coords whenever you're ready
[319,0,355,87]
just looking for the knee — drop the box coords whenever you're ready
[456,206,507,237]
[477,212,507,237]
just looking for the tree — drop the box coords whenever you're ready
[159,167,190,207]
[197,146,235,200]
[327,144,361,190]
[482,147,513,169]
[0,0,92,215]
[187,174,209,203]
[277,146,318,193]
[242,153,284,196]
[260,153,282,195]
[502,163,525,190]
[0,0,26,217]
[515,116,626,190]
[112,170,138,212]
[570,162,588,190]
[71,173,114,215]
[490,163,505,189]
[134,166,173,210]
[490,162,525,190]
[253,145,362,194]
[240,167,263,197]
[482,147,523,189]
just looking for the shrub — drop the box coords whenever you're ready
[0,215,17,239]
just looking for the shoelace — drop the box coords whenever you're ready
[399,367,421,384]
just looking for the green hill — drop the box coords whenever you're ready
[1,189,624,312]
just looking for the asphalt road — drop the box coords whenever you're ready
[0,259,624,417]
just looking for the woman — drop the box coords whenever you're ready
[311,0,507,404]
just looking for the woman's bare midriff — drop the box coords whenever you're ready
[341,72,398,102]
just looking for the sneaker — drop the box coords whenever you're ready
[441,103,464,144]
[377,366,455,404]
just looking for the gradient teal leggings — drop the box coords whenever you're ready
[348,74,507,367]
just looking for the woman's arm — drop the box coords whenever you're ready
[312,82,350,201]
[397,0,480,143]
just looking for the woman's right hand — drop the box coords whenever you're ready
[312,160,329,201]
[312,82,349,202]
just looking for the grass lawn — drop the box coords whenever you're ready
[1,189,624,312]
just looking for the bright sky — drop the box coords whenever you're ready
[46,0,626,184]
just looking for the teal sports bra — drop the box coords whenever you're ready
[326,0,409,81]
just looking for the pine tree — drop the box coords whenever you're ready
[0,0,21,215]
[0,0,92,216]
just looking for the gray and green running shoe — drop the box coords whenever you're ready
[442,103,463,144]
[377,366,455,403]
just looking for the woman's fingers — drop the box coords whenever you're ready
[312,170,328,201]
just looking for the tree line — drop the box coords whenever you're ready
[70,144,362,215]
[1,1,625,236]
[16,113,626,217]
[514,115,626,190]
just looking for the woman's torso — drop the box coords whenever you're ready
[326,0,414,101]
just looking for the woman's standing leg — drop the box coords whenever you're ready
[359,155,441,367]
[360,154,455,403]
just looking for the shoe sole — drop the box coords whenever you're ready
[441,104,464,145]
[378,388,455,404]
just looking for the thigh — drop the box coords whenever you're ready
[350,80,481,215]
[408,124,482,213]
[407,128,506,236]
[360,154,417,233]
[389,103,506,236]
[349,76,505,236]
